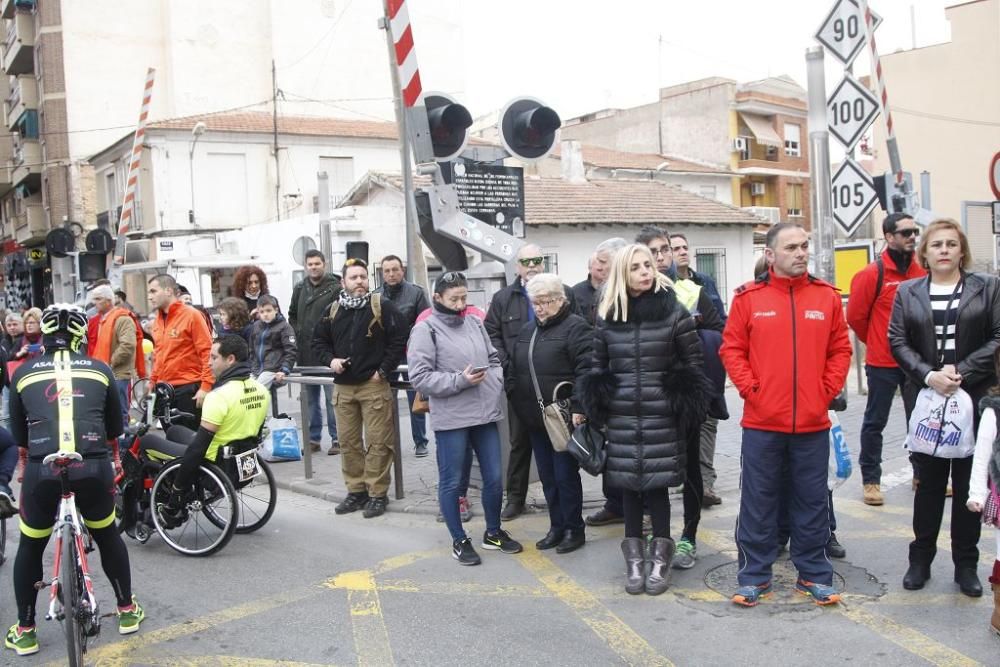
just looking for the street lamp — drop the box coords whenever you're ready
[188,121,207,225]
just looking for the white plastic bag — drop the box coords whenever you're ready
[904,387,975,459]
[828,411,852,490]
[261,416,302,462]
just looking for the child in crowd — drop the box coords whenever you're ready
[968,349,1000,637]
[249,295,297,389]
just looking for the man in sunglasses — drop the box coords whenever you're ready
[485,243,580,520]
[847,213,926,506]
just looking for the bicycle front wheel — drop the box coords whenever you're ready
[0,516,7,566]
[60,525,83,667]
[151,461,237,557]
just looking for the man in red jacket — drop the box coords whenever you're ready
[846,213,925,505]
[721,223,852,607]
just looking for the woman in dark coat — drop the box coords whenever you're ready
[232,265,269,317]
[889,218,1000,598]
[509,273,592,555]
[580,244,711,596]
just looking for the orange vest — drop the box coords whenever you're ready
[93,307,147,377]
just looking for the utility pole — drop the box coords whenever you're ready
[272,59,281,221]
[380,1,428,290]
[806,46,834,284]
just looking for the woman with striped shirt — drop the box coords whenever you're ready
[890,219,1000,599]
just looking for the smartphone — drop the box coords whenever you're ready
[470,365,489,374]
[27,343,41,353]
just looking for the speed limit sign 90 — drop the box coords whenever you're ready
[815,0,883,66]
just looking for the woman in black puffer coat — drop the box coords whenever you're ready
[580,244,712,596]
[509,273,593,555]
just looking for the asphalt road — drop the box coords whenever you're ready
[0,474,997,666]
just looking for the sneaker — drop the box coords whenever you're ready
[309,441,322,453]
[481,529,523,554]
[585,508,624,526]
[452,538,481,566]
[500,502,524,520]
[862,483,884,506]
[4,625,38,656]
[826,532,847,559]
[414,443,429,458]
[732,582,772,607]
[702,489,722,507]
[459,496,472,522]
[327,440,340,456]
[795,579,841,605]
[117,596,145,635]
[671,537,697,569]
[362,496,388,519]
[0,483,17,517]
[335,492,370,515]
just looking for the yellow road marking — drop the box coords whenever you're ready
[372,549,438,575]
[333,570,394,666]
[377,578,550,598]
[115,656,337,667]
[517,546,674,667]
[838,605,985,667]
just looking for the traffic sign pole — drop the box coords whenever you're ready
[806,47,835,284]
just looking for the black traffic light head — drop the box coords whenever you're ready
[499,97,561,161]
[425,93,473,162]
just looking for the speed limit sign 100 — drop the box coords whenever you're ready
[827,74,880,151]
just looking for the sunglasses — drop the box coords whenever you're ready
[344,258,368,268]
[440,271,466,284]
[518,256,545,267]
[894,229,919,238]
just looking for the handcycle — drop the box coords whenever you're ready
[114,383,276,556]
[37,451,103,666]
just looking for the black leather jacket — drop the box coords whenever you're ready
[889,271,1000,412]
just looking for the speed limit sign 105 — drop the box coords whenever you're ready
[831,159,879,236]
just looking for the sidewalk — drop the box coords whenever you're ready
[266,378,910,518]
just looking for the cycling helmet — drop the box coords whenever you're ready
[40,303,89,338]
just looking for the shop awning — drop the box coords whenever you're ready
[739,113,782,148]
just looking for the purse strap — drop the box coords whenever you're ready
[527,328,545,409]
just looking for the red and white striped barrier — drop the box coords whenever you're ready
[387,0,422,108]
[858,0,901,184]
[113,67,156,265]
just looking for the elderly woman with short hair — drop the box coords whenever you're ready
[509,273,593,554]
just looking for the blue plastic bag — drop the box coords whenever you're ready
[828,411,852,489]
[261,416,302,462]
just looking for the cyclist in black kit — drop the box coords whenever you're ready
[4,304,144,658]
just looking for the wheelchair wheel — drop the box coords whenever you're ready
[0,516,6,566]
[150,460,237,557]
[233,459,277,534]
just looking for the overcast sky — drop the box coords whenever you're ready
[425,0,955,120]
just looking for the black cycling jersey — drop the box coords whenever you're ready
[9,348,123,459]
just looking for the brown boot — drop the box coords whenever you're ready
[992,584,1000,637]
[863,483,883,506]
[645,537,675,596]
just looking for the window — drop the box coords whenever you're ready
[319,156,355,207]
[698,185,717,200]
[543,253,558,274]
[784,123,801,157]
[787,183,804,217]
[695,248,726,306]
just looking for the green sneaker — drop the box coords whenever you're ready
[4,624,39,656]
[671,537,697,570]
[117,597,145,635]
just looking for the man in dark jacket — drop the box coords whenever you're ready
[572,238,627,326]
[670,233,727,322]
[313,258,408,519]
[377,254,431,457]
[720,223,852,608]
[289,249,342,454]
[485,243,579,520]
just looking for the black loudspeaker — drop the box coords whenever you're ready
[45,228,75,258]
[78,252,107,282]
[345,241,369,264]
[85,228,115,254]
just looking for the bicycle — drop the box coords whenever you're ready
[38,451,102,667]
[0,513,6,566]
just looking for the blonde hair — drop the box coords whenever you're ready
[597,244,672,322]
[917,218,971,271]
[22,307,42,324]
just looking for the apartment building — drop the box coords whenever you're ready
[559,75,812,230]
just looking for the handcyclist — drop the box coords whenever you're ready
[147,335,269,527]
[4,304,144,657]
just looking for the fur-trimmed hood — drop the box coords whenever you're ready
[605,286,678,324]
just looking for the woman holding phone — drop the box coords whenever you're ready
[12,308,44,363]
[408,272,523,566]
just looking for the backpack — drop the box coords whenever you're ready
[327,293,382,338]
[865,256,885,323]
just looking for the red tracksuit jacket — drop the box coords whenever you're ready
[720,270,852,434]
[845,249,926,368]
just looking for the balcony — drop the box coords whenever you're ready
[1,0,34,20]
[5,74,36,130]
[2,11,34,76]
[13,201,44,245]
[11,137,39,186]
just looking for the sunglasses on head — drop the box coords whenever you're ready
[894,229,919,238]
[440,271,466,284]
[518,256,544,267]
[344,258,368,268]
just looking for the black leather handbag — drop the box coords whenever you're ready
[567,423,607,476]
